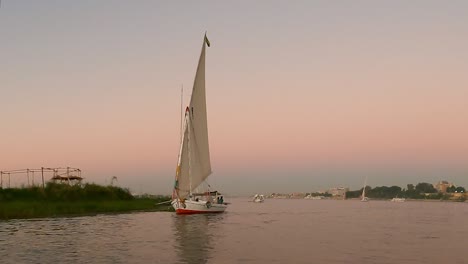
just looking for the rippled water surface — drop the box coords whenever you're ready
[1,198,467,263]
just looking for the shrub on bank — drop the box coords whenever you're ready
[0,183,173,219]
[0,182,134,202]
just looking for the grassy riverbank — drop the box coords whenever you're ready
[0,183,173,220]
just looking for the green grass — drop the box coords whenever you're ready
[0,183,173,220]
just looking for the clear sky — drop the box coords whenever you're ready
[1,1,467,195]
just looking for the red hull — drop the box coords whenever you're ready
[175,208,225,215]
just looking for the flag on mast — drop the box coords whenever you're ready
[204,34,211,47]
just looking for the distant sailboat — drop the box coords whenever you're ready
[391,196,406,202]
[361,176,369,202]
[253,194,265,203]
[171,34,227,214]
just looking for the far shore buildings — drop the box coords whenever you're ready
[434,181,453,193]
[328,187,349,199]
[269,186,350,199]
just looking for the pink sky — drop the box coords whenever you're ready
[1,1,467,194]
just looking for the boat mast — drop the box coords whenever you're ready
[179,85,183,144]
[173,86,185,200]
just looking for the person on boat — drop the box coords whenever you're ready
[219,196,224,204]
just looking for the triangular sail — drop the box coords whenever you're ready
[174,36,211,199]
[361,176,368,199]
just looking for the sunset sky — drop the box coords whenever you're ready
[1,1,467,195]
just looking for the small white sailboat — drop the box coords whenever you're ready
[171,34,227,214]
[311,196,325,200]
[253,194,265,203]
[361,176,369,202]
[391,196,406,202]
[305,194,324,200]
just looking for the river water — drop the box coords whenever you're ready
[1,198,467,264]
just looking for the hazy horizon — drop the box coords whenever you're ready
[1,1,467,195]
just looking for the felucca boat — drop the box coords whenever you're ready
[171,34,227,214]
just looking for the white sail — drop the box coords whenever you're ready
[361,176,368,201]
[174,36,211,199]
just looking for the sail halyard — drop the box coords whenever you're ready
[173,36,211,200]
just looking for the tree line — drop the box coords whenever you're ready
[345,182,466,200]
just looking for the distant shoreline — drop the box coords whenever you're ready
[269,197,468,202]
[346,198,467,202]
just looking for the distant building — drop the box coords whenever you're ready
[328,187,349,199]
[434,181,453,193]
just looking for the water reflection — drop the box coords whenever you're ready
[172,214,223,264]
[0,215,134,263]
